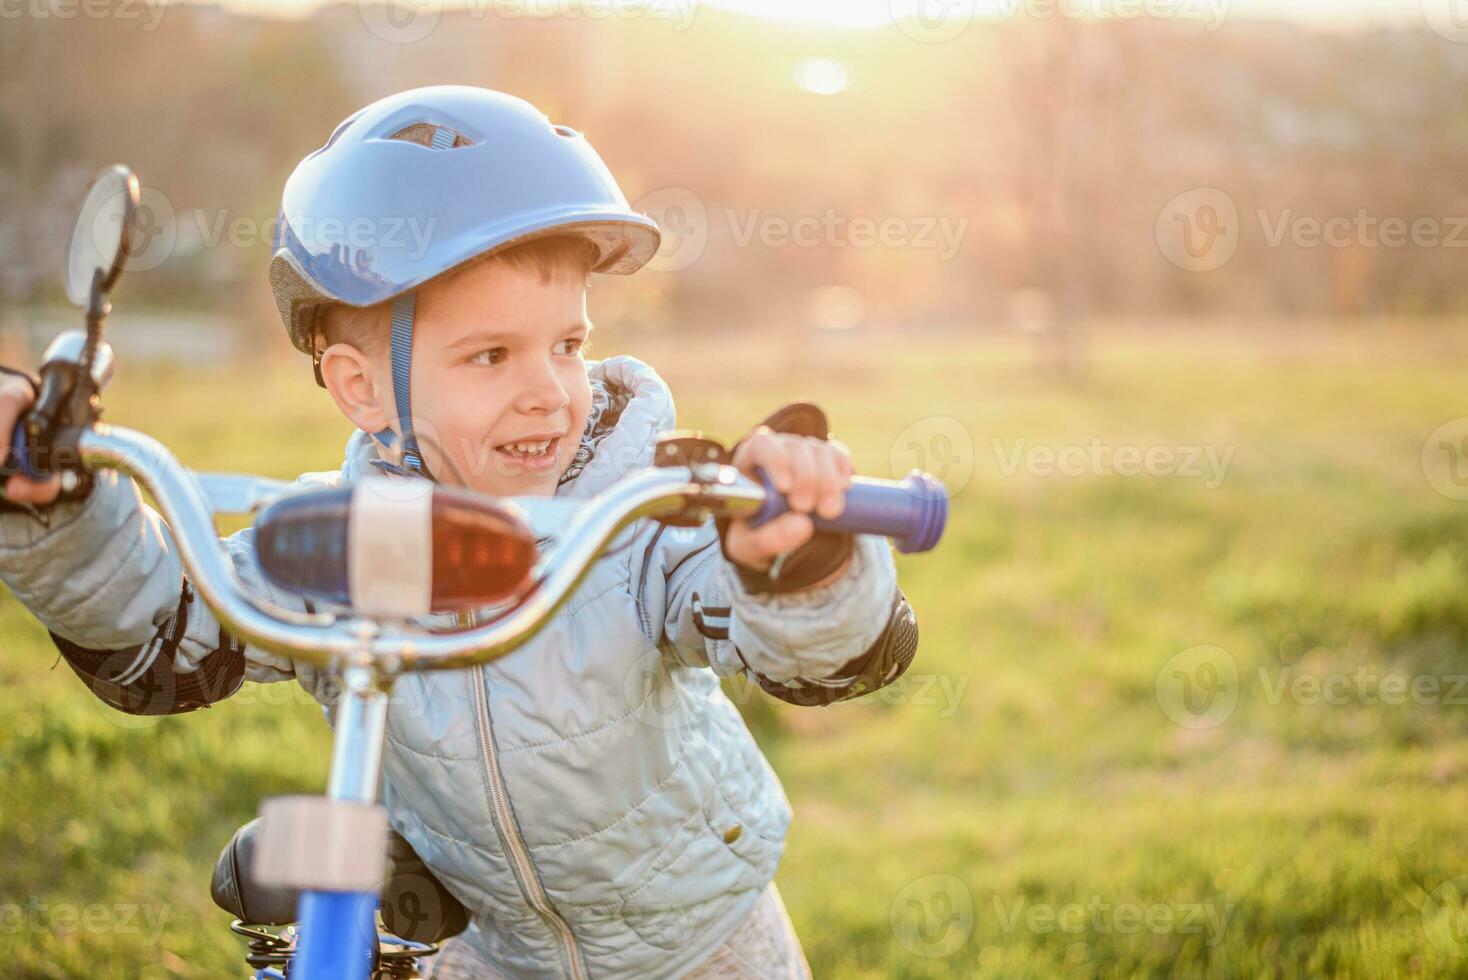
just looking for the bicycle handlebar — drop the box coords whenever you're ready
[71,422,947,675]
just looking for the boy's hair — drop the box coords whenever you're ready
[317,235,600,357]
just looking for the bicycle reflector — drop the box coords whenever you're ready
[255,478,538,617]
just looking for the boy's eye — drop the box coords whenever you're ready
[469,347,507,366]
[555,337,585,356]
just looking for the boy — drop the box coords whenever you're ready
[0,87,919,978]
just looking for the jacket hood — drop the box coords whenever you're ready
[338,354,677,499]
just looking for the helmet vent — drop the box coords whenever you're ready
[553,124,580,139]
[389,123,472,148]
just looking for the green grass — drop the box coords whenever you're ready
[6,322,1468,977]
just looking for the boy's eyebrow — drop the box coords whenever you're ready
[447,323,590,350]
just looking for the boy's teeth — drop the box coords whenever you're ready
[503,439,553,455]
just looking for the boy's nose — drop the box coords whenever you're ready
[514,358,570,415]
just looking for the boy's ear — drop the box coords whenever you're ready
[318,343,393,434]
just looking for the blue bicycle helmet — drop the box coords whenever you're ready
[269,85,661,475]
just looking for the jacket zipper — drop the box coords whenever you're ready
[461,609,589,980]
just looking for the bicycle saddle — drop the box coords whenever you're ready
[210,817,470,943]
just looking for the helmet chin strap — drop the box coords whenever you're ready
[371,292,436,481]
[369,126,459,482]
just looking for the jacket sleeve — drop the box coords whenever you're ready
[0,470,338,715]
[644,518,920,706]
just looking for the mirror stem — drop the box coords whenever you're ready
[81,267,109,401]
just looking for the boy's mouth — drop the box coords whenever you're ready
[494,433,565,473]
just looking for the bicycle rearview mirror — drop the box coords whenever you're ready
[65,165,139,309]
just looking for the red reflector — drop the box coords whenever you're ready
[430,489,538,610]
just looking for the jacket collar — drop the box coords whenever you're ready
[338,355,677,499]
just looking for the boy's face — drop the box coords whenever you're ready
[361,258,594,498]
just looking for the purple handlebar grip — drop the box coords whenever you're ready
[0,420,37,481]
[749,468,947,554]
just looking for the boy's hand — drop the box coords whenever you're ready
[0,374,60,506]
[723,427,854,587]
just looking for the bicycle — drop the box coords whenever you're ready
[3,165,949,980]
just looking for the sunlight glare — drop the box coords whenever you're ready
[794,58,850,95]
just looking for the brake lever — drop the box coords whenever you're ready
[0,333,114,501]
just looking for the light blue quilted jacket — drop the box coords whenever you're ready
[0,355,900,979]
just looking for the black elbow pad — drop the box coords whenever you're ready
[749,589,920,707]
[49,581,245,716]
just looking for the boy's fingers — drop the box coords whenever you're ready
[783,438,819,513]
[828,438,854,477]
[814,447,849,521]
[734,429,792,494]
[4,475,60,505]
[0,378,32,431]
[738,511,814,561]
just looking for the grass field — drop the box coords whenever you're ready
[5,321,1468,978]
